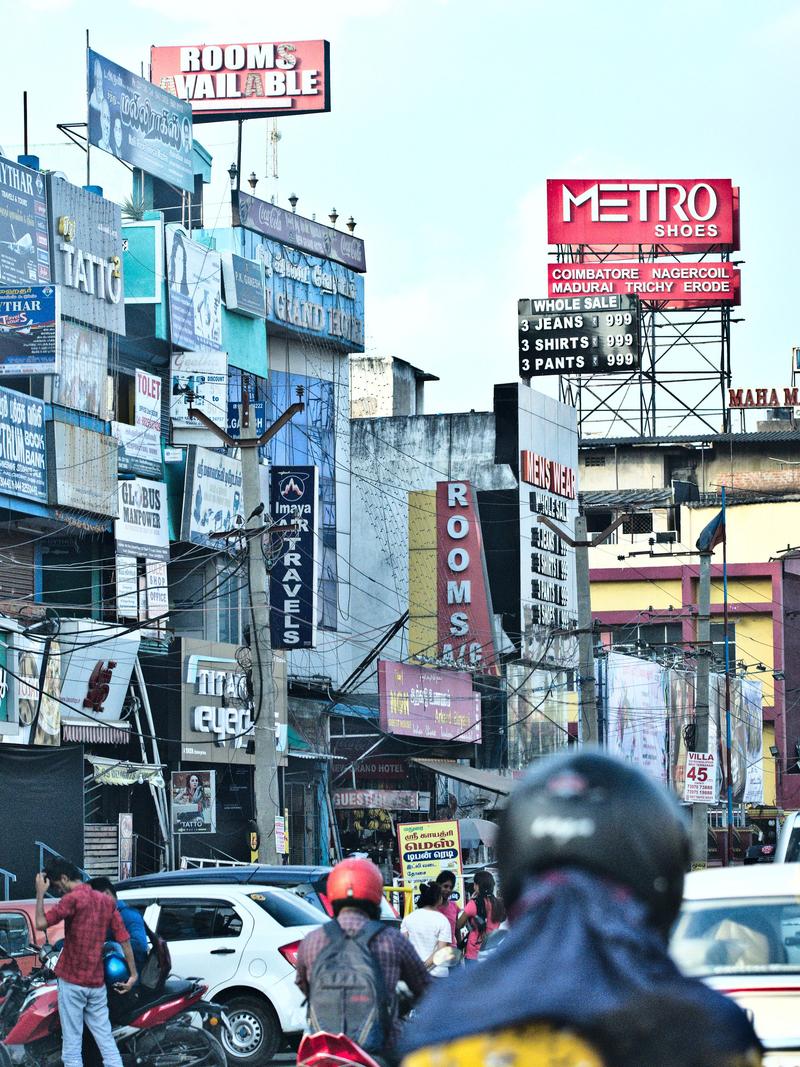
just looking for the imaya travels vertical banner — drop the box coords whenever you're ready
[397,820,464,905]
[269,465,319,649]
[170,769,216,834]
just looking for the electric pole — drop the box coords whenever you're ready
[691,550,712,868]
[187,382,304,864]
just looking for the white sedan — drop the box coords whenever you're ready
[671,864,800,1060]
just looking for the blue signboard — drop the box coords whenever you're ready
[0,158,50,285]
[270,465,318,649]
[88,49,194,193]
[222,253,266,317]
[0,387,46,501]
[0,286,59,375]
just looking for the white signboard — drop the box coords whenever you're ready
[116,555,138,618]
[112,422,162,480]
[181,447,244,549]
[170,349,228,446]
[683,751,718,804]
[146,559,169,618]
[115,478,170,561]
[136,369,162,432]
[57,621,141,723]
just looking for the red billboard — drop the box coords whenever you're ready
[547,179,736,247]
[436,481,498,674]
[151,41,330,122]
[548,261,741,306]
[378,661,481,743]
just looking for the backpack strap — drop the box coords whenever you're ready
[353,919,385,948]
[321,919,345,944]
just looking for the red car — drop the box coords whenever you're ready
[0,900,63,976]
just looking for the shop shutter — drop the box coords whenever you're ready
[0,534,34,604]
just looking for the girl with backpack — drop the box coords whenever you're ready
[457,871,505,965]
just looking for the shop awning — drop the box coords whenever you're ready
[85,755,165,788]
[409,758,515,796]
[63,721,130,745]
[459,818,498,848]
[288,726,344,761]
[328,702,378,720]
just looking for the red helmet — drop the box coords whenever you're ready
[327,858,384,907]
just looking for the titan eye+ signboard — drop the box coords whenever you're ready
[269,465,319,649]
[518,295,641,378]
[151,40,331,122]
[0,157,50,285]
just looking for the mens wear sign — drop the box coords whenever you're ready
[151,40,330,122]
[546,179,736,247]
[270,465,319,649]
[88,49,194,193]
[0,285,59,376]
[114,478,170,561]
[378,661,481,743]
[436,481,498,674]
[0,157,50,284]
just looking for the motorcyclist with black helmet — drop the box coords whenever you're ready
[400,750,762,1067]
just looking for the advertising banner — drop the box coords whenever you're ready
[53,322,107,417]
[436,481,498,673]
[145,559,169,618]
[604,652,668,785]
[221,253,266,317]
[151,40,330,122]
[683,751,717,804]
[171,769,216,834]
[235,191,366,272]
[334,790,423,810]
[136,369,162,432]
[115,555,138,618]
[114,478,170,561]
[378,661,481,743]
[181,446,244,549]
[518,295,641,378]
[548,261,740,306]
[170,350,227,446]
[733,676,763,805]
[88,49,194,192]
[165,226,222,350]
[547,179,736,248]
[0,388,46,501]
[269,465,318,649]
[57,621,140,723]
[0,285,59,375]
[48,177,125,334]
[0,157,50,284]
[728,386,799,410]
[398,820,464,902]
[112,422,162,480]
[118,813,133,880]
[48,423,116,516]
[14,632,63,746]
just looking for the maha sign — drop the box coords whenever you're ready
[151,40,330,122]
[547,179,736,247]
[378,661,481,743]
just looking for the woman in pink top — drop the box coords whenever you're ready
[435,870,460,944]
[457,870,504,963]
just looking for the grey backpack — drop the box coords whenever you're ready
[307,920,390,1052]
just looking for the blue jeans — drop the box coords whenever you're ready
[57,979,122,1067]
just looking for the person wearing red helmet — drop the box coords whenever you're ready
[296,857,431,1064]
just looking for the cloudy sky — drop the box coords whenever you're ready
[3,0,799,419]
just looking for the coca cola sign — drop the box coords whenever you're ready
[547,179,736,248]
[234,191,366,272]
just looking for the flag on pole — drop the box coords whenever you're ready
[696,510,725,553]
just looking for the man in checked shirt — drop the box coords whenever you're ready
[35,858,137,1067]
[296,858,430,1064]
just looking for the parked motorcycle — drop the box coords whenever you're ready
[0,943,228,1067]
[297,1032,383,1067]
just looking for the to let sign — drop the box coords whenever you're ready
[519,295,641,378]
[683,751,717,804]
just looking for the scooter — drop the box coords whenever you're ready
[0,943,228,1067]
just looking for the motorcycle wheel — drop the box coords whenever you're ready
[128,1022,227,1067]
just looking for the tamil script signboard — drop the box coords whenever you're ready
[398,820,464,903]
[378,661,481,743]
[0,157,50,284]
[0,388,46,501]
[151,40,331,122]
[0,285,59,375]
[181,446,244,549]
[518,295,641,378]
[88,49,194,192]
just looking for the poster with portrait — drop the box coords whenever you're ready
[604,652,668,785]
[181,446,244,549]
[171,770,215,834]
[170,349,227,446]
[165,226,222,351]
[87,49,193,192]
[53,322,108,417]
[14,633,63,746]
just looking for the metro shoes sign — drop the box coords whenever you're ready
[547,179,735,247]
[436,481,498,675]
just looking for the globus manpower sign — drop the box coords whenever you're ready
[546,179,736,247]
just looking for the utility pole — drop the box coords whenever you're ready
[692,550,713,868]
[537,512,632,746]
[187,382,304,863]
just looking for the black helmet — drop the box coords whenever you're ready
[498,749,689,935]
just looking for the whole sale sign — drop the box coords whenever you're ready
[548,262,740,305]
[398,820,464,903]
[547,179,736,247]
[378,661,481,743]
[518,295,641,378]
[683,751,717,804]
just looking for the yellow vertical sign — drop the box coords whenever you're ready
[398,819,464,907]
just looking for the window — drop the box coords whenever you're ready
[217,560,245,645]
[156,901,243,941]
[710,623,736,670]
[610,622,683,654]
[671,897,800,975]
[584,454,606,467]
[247,889,327,927]
[0,912,30,956]
[622,512,654,536]
[586,509,614,534]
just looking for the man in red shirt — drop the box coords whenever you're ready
[35,858,137,1067]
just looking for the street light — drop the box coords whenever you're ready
[346,216,356,233]
[248,172,258,192]
[329,207,339,227]
[288,193,298,213]
[228,162,238,188]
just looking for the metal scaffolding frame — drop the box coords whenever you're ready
[556,244,736,438]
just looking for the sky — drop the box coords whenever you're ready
[3,0,800,420]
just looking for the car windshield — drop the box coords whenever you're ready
[671,896,800,976]
[247,888,325,927]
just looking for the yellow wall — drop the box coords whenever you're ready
[763,722,777,808]
[407,490,437,659]
[685,502,800,566]
[591,579,682,613]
